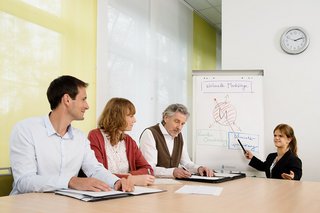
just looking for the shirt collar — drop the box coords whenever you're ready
[44,114,73,139]
[159,122,174,139]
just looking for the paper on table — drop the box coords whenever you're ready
[175,185,223,196]
[129,186,164,195]
[55,189,128,202]
[154,178,182,185]
[188,175,225,180]
[55,186,165,201]
[214,173,243,178]
[58,189,126,197]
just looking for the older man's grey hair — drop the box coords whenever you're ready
[161,104,190,124]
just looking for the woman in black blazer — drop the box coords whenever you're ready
[245,124,302,180]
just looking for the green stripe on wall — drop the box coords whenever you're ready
[193,12,216,70]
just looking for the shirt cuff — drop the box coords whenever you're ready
[58,175,74,189]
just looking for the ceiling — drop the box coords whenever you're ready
[183,0,221,33]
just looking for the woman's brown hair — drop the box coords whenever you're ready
[98,97,135,146]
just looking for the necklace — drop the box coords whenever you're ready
[111,143,120,154]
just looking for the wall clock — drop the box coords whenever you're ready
[280,27,309,54]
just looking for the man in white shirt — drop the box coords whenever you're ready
[10,75,134,195]
[139,104,214,178]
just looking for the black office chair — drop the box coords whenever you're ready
[0,167,14,196]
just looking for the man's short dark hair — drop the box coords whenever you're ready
[47,75,88,110]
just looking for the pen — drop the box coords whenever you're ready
[147,169,151,175]
[181,165,190,173]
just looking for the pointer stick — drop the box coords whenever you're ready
[225,111,247,154]
[237,139,246,154]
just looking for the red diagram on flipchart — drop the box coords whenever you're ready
[211,95,241,133]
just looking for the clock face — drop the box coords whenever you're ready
[280,27,309,54]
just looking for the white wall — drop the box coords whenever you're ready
[97,0,192,141]
[222,0,320,181]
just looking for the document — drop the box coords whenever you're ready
[175,185,223,196]
[176,172,246,183]
[176,175,229,183]
[189,175,225,181]
[214,172,246,178]
[55,186,165,202]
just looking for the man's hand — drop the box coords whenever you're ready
[68,177,112,192]
[198,166,214,177]
[114,175,135,192]
[173,168,191,178]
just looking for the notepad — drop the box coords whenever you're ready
[176,172,246,183]
[175,185,223,196]
[55,186,165,202]
[215,172,246,179]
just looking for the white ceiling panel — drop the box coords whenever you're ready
[201,7,221,24]
[207,0,220,7]
[184,0,212,10]
[183,0,221,33]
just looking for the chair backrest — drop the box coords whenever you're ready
[0,167,14,196]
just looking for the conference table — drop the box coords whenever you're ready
[1,177,320,213]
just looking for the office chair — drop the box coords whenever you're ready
[0,167,13,196]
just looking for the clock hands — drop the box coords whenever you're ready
[294,37,304,41]
[286,36,304,42]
